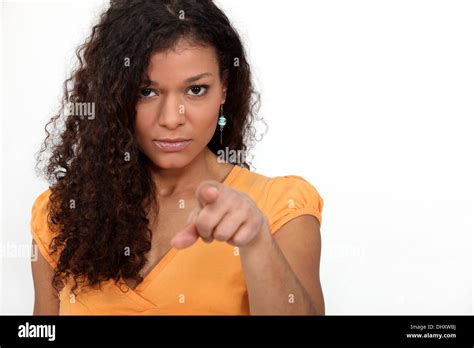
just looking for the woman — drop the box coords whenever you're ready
[31,0,325,315]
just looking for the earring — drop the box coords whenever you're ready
[217,104,227,145]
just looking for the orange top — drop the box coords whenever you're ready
[30,165,324,315]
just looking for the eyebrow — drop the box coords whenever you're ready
[184,72,213,83]
[145,72,213,86]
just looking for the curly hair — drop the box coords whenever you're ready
[35,0,265,295]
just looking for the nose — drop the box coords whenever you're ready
[158,94,185,129]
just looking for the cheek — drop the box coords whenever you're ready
[134,104,156,141]
[185,101,220,138]
[135,103,155,128]
[189,115,216,144]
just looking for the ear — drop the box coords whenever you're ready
[221,69,229,103]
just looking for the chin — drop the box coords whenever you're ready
[151,155,190,169]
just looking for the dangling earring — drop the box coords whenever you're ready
[217,104,227,145]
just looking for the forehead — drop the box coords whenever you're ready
[146,39,219,83]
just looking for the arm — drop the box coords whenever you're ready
[239,215,324,315]
[171,180,325,315]
[31,238,60,315]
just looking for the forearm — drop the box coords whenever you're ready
[239,222,320,315]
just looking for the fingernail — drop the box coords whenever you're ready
[208,186,218,195]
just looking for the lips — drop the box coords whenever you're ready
[152,138,192,152]
[156,138,191,143]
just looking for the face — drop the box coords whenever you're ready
[135,39,227,169]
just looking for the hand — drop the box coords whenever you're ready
[170,180,268,249]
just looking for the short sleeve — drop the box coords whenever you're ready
[30,189,59,269]
[264,175,324,234]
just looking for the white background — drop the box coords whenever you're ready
[1,0,473,315]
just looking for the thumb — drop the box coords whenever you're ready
[171,208,199,249]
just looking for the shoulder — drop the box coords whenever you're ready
[265,175,323,206]
[30,189,59,269]
[234,167,324,234]
[31,189,51,220]
[264,175,324,234]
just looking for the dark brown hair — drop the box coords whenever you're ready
[35,0,264,294]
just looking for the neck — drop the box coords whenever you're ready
[149,147,219,198]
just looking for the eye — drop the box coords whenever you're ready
[186,85,209,97]
[139,88,157,98]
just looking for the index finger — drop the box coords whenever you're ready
[195,180,220,208]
